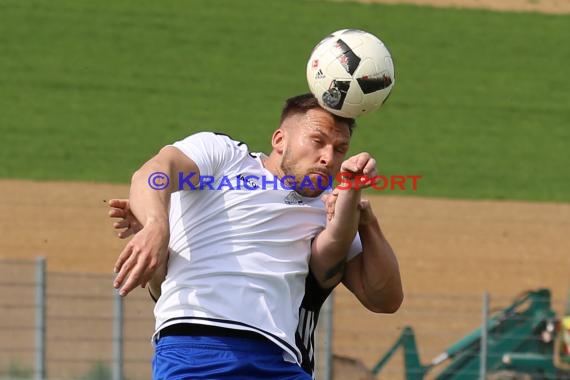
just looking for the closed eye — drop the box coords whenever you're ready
[335,145,348,154]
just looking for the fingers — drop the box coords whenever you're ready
[341,153,376,176]
[118,257,147,296]
[113,219,130,229]
[117,228,135,239]
[114,244,150,296]
[321,188,340,222]
[338,153,379,191]
[108,199,129,208]
[109,207,127,219]
[362,157,376,177]
[109,198,136,239]
[326,192,338,222]
[113,219,169,297]
[340,161,359,174]
[358,199,371,210]
[358,199,377,226]
[114,247,137,295]
[114,243,133,275]
[108,199,129,219]
[341,156,365,173]
[120,248,165,295]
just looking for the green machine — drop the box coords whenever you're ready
[372,288,570,379]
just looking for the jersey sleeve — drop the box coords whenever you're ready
[170,132,242,177]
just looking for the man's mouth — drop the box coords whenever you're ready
[310,171,329,179]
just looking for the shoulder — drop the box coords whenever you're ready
[175,131,245,148]
[171,131,254,160]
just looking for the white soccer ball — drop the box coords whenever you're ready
[306,29,395,119]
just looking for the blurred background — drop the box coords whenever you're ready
[0,0,568,379]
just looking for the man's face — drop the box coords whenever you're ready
[280,108,351,197]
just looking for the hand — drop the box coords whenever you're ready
[338,152,377,190]
[113,221,169,296]
[357,199,376,226]
[321,187,340,222]
[108,199,142,239]
[322,187,374,225]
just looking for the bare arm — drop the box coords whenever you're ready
[109,199,143,239]
[112,146,199,296]
[310,153,376,289]
[342,200,403,313]
[310,188,360,289]
[109,199,164,299]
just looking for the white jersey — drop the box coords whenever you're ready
[153,132,362,363]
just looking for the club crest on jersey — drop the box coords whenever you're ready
[237,174,259,189]
[284,192,304,205]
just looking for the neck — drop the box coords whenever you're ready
[262,153,285,179]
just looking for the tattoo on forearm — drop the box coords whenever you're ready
[324,260,346,281]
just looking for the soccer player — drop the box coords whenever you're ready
[110,192,396,378]
[111,93,403,378]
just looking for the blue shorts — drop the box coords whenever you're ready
[153,335,311,380]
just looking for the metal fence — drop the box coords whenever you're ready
[0,258,154,380]
[1,258,567,380]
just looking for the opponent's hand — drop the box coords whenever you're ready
[113,221,169,296]
[338,152,377,190]
[323,188,374,224]
[357,199,376,226]
[321,187,340,222]
[108,199,142,239]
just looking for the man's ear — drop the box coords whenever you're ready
[271,128,285,154]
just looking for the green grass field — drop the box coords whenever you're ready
[0,0,568,201]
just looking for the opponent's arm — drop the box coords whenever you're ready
[310,153,375,289]
[113,147,199,296]
[109,199,143,239]
[109,199,164,300]
[341,200,403,313]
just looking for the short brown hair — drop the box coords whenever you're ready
[280,93,356,135]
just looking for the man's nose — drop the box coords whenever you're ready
[319,146,334,166]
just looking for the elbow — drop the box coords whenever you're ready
[382,293,404,314]
[365,290,404,314]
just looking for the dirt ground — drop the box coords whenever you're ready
[1,178,569,377]
[1,3,568,378]
[344,0,570,14]
[2,178,568,291]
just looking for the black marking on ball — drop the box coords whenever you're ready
[357,74,393,94]
[322,80,351,110]
[334,39,361,76]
